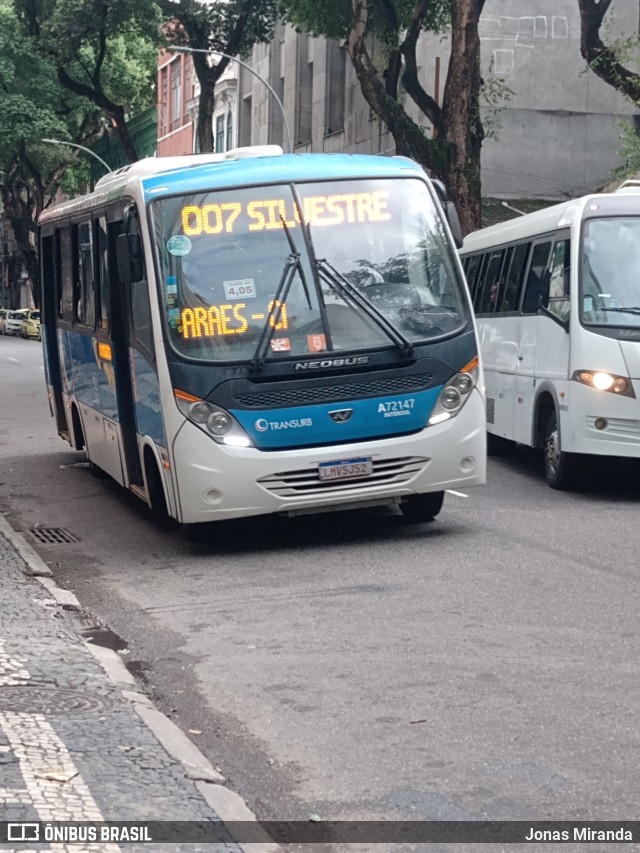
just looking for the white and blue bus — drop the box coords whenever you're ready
[38,146,485,533]
[460,185,640,489]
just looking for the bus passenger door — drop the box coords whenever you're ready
[513,240,553,446]
[108,220,144,489]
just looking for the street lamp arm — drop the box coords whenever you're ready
[168,45,292,154]
[41,139,111,173]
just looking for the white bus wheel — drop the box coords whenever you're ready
[543,410,580,490]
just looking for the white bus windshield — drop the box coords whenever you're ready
[581,217,640,328]
[152,178,470,362]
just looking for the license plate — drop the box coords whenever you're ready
[318,457,373,481]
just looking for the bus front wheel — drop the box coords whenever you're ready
[400,491,444,523]
[145,455,169,521]
[543,410,580,490]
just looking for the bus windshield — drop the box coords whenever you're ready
[581,217,640,328]
[152,178,470,362]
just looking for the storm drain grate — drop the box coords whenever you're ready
[28,527,78,545]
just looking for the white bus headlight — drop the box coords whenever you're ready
[174,389,254,446]
[572,370,635,397]
[428,356,479,425]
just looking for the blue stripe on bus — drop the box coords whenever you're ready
[142,153,424,200]
[230,386,441,449]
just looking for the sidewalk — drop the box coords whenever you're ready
[0,515,273,852]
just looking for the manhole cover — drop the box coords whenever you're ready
[0,687,111,715]
[28,527,78,545]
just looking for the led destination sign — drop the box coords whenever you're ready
[180,191,391,236]
[181,300,288,339]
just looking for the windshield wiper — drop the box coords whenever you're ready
[250,219,308,374]
[601,306,640,315]
[316,258,414,357]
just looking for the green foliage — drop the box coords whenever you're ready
[479,73,513,142]
[278,0,450,43]
[611,119,640,179]
[0,0,82,168]
[13,0,162,118]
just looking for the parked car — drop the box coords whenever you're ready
[21,309,41,340]
[0,308,8,334]
[4,309,29,336]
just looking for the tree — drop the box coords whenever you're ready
[0,0,93,303]
[152,0,278,153]
[578,0,640,178]
[279,0,487,234]
[14,0,162,163]
[578,0,640,102]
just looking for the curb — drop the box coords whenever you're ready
[0,514,279,853]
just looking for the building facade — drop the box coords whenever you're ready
[156,52,237,156]
[153,1,640,201]
[237,1,639,200]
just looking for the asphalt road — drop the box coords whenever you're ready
[2,333,640,837]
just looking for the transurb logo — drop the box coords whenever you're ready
[254,417,313,432]
[329,409,353,423]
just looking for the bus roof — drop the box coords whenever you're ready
[39,147,426,224]
[139,151,424,200]
[461,185,640,255]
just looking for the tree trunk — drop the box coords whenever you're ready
[440,0,485,235]
[346,0,484,234]
[578,0,640,103]
[197,74,216,153]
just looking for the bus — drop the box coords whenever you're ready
[38,146,486,534]
[460,185,640,489]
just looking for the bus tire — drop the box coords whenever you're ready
[400,491,444,523]
[543,409,580,490]
[487,432,512,456]
[88,459,106,478]
[145,454,169,521]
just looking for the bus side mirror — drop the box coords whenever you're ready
[116,232,143,284]
[445,202,463,249]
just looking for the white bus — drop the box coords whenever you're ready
[460,185,640,489]
[38,146,486,534]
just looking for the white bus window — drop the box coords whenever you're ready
[522,241,552,314]
[464,255,482,301]
[543,239,570,322]
[500,242,529,313]
[475,250,504,314]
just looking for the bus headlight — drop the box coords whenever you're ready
[572,370,635,397]
[428,356,479,425]
[174,389,254,446]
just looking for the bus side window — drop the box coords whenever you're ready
[476,249,504,314]
[543,239,571,322]
[98,218,110,332]
[75,221,96,329]
[522,241,552,314]
[59,226,75,323]
[464,255,482,302]
[500,243,529,313]
[126,227,154,359]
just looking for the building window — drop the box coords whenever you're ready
[159,67,169,133]
[171,60,182,130]
[295,35,312,146]
[184,60,192,118]
[324,41,345,136]
[226,111,233,151]
[215,115,225,152]
[240,95,252,147]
